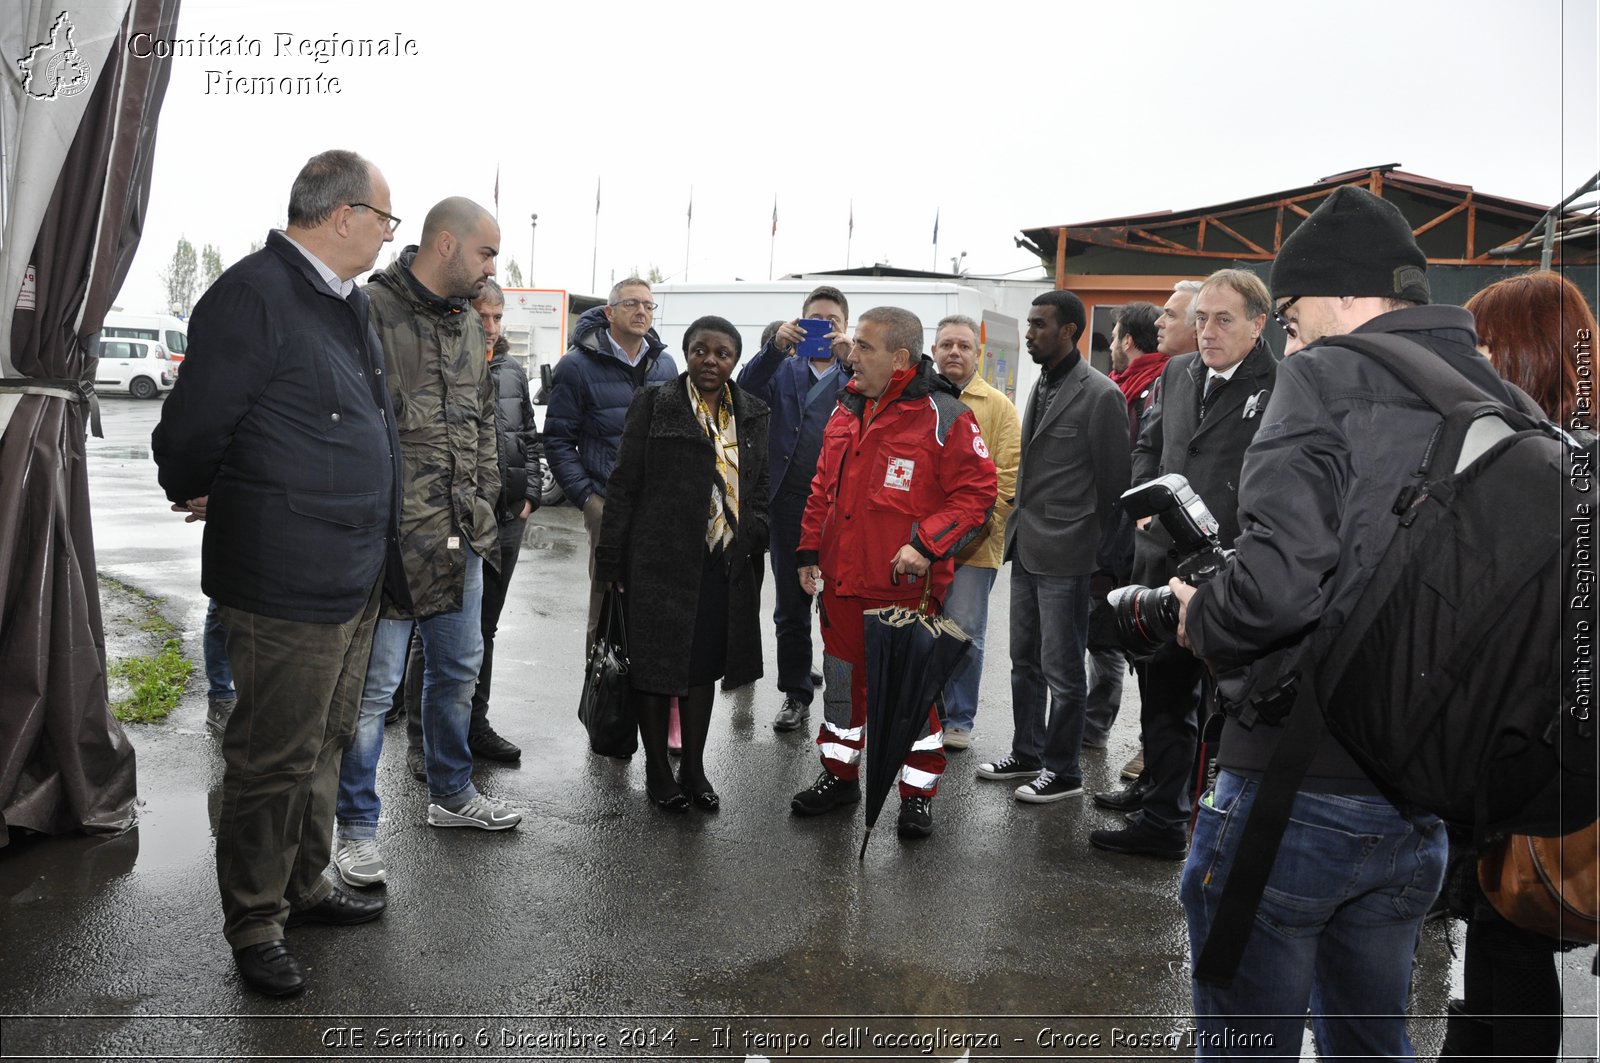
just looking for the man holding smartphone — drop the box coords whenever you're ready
[737,285,851,733]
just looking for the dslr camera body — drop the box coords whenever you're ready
[1105,474,1232,656]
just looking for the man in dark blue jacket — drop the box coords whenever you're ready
[736,285,850,731]
[543,277,677,648]
[151,150,403,998]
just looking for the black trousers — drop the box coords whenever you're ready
[472,517,527,722]
[767,489,817,705]
[1132,639,1204,834]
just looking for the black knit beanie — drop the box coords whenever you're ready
[1270,185,1430,304]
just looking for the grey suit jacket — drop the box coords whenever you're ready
[1004,355,1132,577]
[1130,340,1278,585]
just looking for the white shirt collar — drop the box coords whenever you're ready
[1209,360,1245,383]
[281,233,354,298]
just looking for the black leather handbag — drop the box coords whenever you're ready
[577,586,636,758]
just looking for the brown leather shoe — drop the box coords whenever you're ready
[234,939,306,997]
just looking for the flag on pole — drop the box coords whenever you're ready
[772,195,778,236]
[493,165,500,216]
[849,199,854,237]
[687,186,693,224]
[595,177,602,215]
[932,207,939,244]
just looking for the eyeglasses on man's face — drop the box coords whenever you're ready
[611,298,658,312]
[1273,295,1302,333]
[351,202,401,234]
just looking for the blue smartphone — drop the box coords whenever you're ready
[797,318,833,360]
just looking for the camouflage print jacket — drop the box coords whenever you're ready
[365,250,501,619]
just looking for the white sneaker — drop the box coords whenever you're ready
[333,838,386,886]
[943,727,972,751]
[427,793,522,831]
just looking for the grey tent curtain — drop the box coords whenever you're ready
[0,0,180,846]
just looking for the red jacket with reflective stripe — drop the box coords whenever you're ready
[798,357,997,603]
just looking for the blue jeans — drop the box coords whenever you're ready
[1007,562,1090,780]
[336,549,485,839]
[1181,771,1447,1060]
[939,563,997,731]
[204,598,235,700]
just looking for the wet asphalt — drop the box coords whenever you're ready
[0,397,1593,1061]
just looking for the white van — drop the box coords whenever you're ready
[101,311,189,366]
[653,279,1033,405]
[93,335,176,399]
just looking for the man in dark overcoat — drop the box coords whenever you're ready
[1090,268,1278,860]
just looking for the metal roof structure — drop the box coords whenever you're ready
[1016,164,1599,280]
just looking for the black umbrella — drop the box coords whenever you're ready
[859,581,973,858]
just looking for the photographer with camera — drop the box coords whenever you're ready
[1167,187,1518,1057]
[1091,269,1277,861]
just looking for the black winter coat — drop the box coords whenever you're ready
[489,352,541,523]
[543,306,676,508]
[152,231,408,622]
[1187,305,1527,785]
[595,376,771,694]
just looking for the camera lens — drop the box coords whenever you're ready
[1106,584,1181,657]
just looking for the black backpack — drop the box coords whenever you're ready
[1196,331,1598,986]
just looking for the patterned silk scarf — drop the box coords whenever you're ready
[689,379,739,553]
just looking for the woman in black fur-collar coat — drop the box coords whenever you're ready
[596,315,770,812]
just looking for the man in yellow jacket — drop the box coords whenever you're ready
[931,315,1021,750]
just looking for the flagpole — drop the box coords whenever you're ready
[685,185,693,283]
[932,206,939,272]
[768,194,777,282]
[591,177,600,294]
[846,198,853,266]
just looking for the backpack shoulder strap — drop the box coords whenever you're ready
[1192,670,1327,986]
[1333,332,1542,419]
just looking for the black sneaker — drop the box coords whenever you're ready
[897,795,933,839]
[1088,818,1187,860]
[790,771,860,815]
[773,697,810,733]
[1015,770,1084,803]
[406,745,426,782]
[975,753,1041,780]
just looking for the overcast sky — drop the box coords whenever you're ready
[114,0,1598,312]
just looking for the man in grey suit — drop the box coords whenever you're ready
[977,290,1131,802]
[1091,268,1278,858]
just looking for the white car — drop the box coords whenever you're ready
[93,335,175,399]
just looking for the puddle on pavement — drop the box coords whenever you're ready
[127,791,215,875]
[521,522,579,559]
[91,446,152,461]
[0,827,138,904]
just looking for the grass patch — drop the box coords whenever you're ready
[100,576,175,637]
[137,612,175,637]
[108,638,193,723]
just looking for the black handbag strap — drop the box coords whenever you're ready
[598,585,628,658]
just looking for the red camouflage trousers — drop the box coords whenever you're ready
[815,587,946,797]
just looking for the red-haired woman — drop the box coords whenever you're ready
[1439,270,1596,1059]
